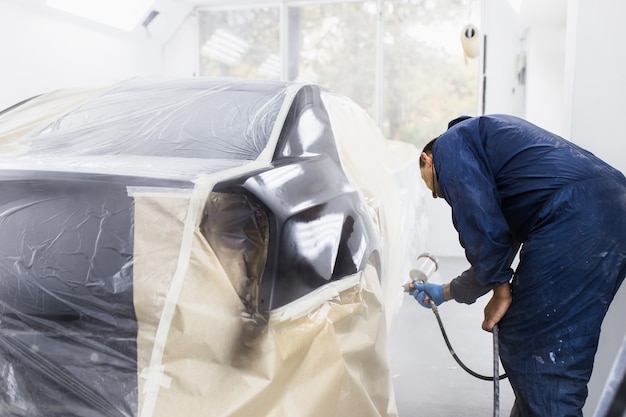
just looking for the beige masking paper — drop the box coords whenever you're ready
[133,191,398,417]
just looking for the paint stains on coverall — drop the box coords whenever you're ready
[434,114,626,417]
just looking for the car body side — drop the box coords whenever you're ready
[0,78,425,417]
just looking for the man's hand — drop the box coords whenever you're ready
[410,282,450,308]
[482,282,512,332]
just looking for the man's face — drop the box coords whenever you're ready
[420,152,436,198]
[420,164,432,193]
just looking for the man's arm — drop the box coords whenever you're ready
[443,283,452,301]
[482,282,512,332]
[448,238,521,305]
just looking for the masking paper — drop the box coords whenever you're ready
[133,188,396,416]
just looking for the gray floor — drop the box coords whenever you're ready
[389,256,515,417]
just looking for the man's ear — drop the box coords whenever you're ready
[420,152,432,166]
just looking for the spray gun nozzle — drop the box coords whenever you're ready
[402,280,427,293]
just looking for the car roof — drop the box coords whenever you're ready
[0,77,306,179]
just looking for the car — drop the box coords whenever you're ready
[0,77,425,417]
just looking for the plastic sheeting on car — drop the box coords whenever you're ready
[0,77,425,417]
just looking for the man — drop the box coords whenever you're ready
[412,114,626,416]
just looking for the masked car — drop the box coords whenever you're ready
[0,77,425,417]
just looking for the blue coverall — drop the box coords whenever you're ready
[433,115,626,416]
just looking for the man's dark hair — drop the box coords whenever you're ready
[419,116,472,167]
[419,136,438,168]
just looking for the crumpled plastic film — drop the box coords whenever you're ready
[133,186,397,417]
[0,78,420,417]
[321,91,426,324]
[0,84,113,151]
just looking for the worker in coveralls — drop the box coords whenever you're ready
[412,114,626,416]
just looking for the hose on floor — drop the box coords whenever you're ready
[428,302,506,417]
[428,302,507,381]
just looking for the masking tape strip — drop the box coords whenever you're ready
[127,186,194,198]
[137,162,270,417]
[256,83,303,163]
[138,181,204,417]
[140,365,172,393]
[270,274,362,322]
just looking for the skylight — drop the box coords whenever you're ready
[47,0,154,31]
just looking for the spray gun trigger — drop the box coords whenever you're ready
[402,279,427,293]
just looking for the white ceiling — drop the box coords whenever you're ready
[518,0,567,26]
[175,0,568,26]
[23,0,569,28]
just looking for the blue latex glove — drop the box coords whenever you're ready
[409,282,446,308]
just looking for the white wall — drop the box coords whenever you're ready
[0,0,192,111]
[525,26,566,135]
[565,0,626,175]
[482,0,524,116]
[162,11,198,77]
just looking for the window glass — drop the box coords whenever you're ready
[198,8,280,79]
[385,0,480,147]
[197,1,480,149]
[288,3,377,118]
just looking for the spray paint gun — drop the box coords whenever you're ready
[403,253,439,292]
[402,253,439,307]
